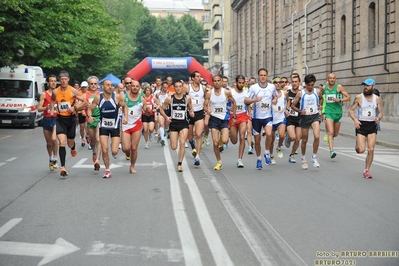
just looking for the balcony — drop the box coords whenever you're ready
[212,0,220,7]
[213,6,222,16]
[204,23,211,31]
[204,42,212,50]
[213,30,222,39]
[213,55,222,63]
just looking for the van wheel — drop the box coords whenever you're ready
[29,120,36,129]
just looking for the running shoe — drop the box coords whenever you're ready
[49,160,54,171]
[276,147,283,158]
[88,144,92,150]
[295,149,298,155]
[284,133,291,148]
[275,132,279,140]
[330,150,337,159]
[103,170,112,179]
[52,160,58,169]
[92,153,97,163]
[301,159,308,170]
[185,141,189,148]
[289,154,296,163]
[323,133,329,144]
[201,136,205,148]
[112,153,118,159]
[194,158,200,166]
[71,148,77,157]
[256,159,262,170]
[81,140,85,147]
[248,146,254,154]
[160,139,165,147]
[145,143,149,149]
[118,142,122,149]
[205,136,210,146]
[312,156,320,168]
[125,155,130,160]
[264,153,271,165]
[60,166,68,177]
[94,160,100,171]
[157,135,161,143]
[223,144,228,149]
[237,159,244,168]
[270,156,276,165]
[192,149,197,157]
[86,135,90,144]
[214,161,222,170]
[219,145,224,152]
[363,169,372,179]
[177,165,183,172]
[149,133,153,142]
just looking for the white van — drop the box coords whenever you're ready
[0,65,46,128]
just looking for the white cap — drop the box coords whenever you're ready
[80,81,88,87]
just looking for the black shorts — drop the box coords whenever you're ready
[286,116,301,127]
[208,115,229,131]
[142,114,155,123]
[169,121,189,132]
[356,120,377,137]
[157,108,171,116]
[188,110,205,125]
[78,113,86,124]
[56,115,76,139]
[299,114,321,129]
[99,127,120,137]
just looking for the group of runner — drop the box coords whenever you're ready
[39,69,383,179]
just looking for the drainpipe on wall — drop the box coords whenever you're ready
[330,0,334,73]
[351,0,355,75]
[304,0,312,75]
[291,8,297,73]
[384,0,389,72]
[273,0,277,77]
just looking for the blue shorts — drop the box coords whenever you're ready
[272,120,286,132]
[252,117,273,135]
[208,116,229,131]
[42,117,56,131]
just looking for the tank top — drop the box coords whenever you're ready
[357,94,377,121]
[323,83,342,114]
[171,94,188,123]
[123,93,143,127]
[272,91,286,123]
[158,91,169,110]
[56,86,75,117]
[86,90,100,117]
[99,93,120,129]
[143,95,155,115]
[299,89,319,115]
[188,84,204,112]
[210,89,229,120]
[287,89,300,117]
[231,89,247,115]
[43,91,57,118]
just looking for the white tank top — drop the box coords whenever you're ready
[358,94,377,121]
[231,89,247,115]
[272,91,286,124]
[210,88,229,120]
[188,84,204,112]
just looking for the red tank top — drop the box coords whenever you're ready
[143,95,155,115]
[43,91,57,118]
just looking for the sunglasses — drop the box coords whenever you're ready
[273,81,282,84]
[125,82,132,84]
[90,83,97,85]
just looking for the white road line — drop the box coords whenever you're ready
[180,154,234,266]
[0,162,6,167]
[0,218,22,238]
[6,157,17,162]
[163,142,202,266]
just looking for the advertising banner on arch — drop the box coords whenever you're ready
[149,58,188,70]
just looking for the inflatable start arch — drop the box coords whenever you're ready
[126,57,213,85]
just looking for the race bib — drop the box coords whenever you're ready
[128,105,141,117]
[326,94,335,103]
[192,96,204,108]
[213,105,225,114]
[361,107,375,119]
[172,110,185,120]
[101,118,115,128]
[289,108,298,117]
[305,105,318,115]
[58,102,71,112]
[260,101,270,111]
[272,103,284,113]
[236,104,245,112]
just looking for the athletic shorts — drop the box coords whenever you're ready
[272,120,286,132]
[42,117,56,131]
[299,114,321,129]
[169,121,189,132]
[229,112,249,127]
[325,113,342,123]
[123,122,142,134]
[188,110,205,125]
[87,116,100,129]
[157,108,171,117]
[356,120,377,137]
[286,116,301,127]
[252,117,273,135]
[56,115,76,139]
[208,115,229,131]
[142,114,155,123]
[78,113,86,124]
[99,127,120,137]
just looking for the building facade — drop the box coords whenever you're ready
[230,0,399,121]
[203,0,232,77]
[141,0,206,22]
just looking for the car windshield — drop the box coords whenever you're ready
[0,80,33,98]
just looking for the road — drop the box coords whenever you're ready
[0,126,398,266]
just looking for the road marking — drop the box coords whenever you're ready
[116,161,166,168]
[0,135,12,140]
[0,218,80,266]
[0,162,6,167]
[86,241,183,262]
[71,158,122,170]
[163,141,202,266]
[180,151,234,265]
[6,157,17,162]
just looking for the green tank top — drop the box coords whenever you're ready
[124,94,142,108]
[89,94,100,117]
[323,83,342,114]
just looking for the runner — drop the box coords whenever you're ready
[121,79,148,174]
[204,75,236,170]
[155,81,170,146]
[142,83,160,149]
[160,81,194,172]
[50,70,88,177]
[349,78,383,179]
[37,74,58,170]
[87,80,128,178]
[77,81,89,147]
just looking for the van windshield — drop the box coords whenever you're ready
[0,80,33,98]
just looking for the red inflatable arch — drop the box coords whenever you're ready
[126,57,213,85]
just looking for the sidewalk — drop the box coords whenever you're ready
[320,116,399,149]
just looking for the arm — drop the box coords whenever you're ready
[86,95,100,124]
[226,90,236,119]
[160,96,171,123]
[49,90,57,116]
[337,84,351,104]
[37,92,47,112]
[117,93,128,124]
[376,96,383,123]
[348,95,361,129]
[72,89,88,111]
[186,95,195,117]
[291,92,302,113]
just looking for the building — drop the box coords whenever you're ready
[230,0,399,121]
[141,0,206,22]
[203,0,231,77]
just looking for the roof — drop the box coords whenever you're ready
[142,0,204,11]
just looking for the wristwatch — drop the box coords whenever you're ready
[232,115,237,119]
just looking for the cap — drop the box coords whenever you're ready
[81,81,88,87]
[361,78,376,86]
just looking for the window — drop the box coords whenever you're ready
[368,2,376,48]
[341,15,346,54]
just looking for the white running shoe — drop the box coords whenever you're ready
[301,159,308,170]
[312,156,320,168]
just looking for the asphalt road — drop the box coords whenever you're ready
[0,125,398,266]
